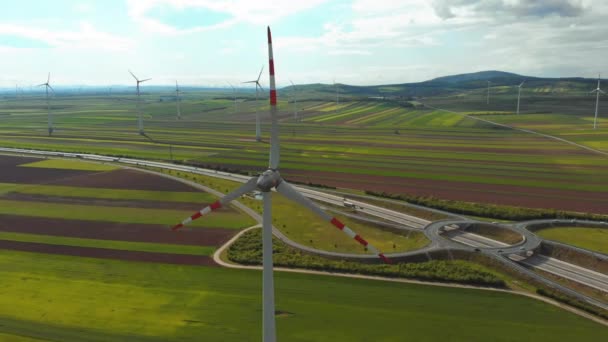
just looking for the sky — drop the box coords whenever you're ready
[1,0,607,87]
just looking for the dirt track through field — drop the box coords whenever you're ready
[0,215,236,246]
[0,239,216,266]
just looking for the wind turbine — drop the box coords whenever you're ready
[37,73,54,136]
[516,80,525,115]
[334,79,339,114]
[486,81,490,105]
[129,70,151,136]
[591,74,605,130]
[175,80,181,120]
[227,82,238,114]
[244,66,264,142]
[290,80,298,122]
[171,27,391,342]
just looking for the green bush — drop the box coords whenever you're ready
[228,229,505,287]
[536,288,608,320]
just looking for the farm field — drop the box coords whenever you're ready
[537,226,608,254]
[1,249,607,342]
[0,154,254,265]
[1,93,608,214]
[422,92,608,152]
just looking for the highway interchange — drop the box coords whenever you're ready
[0,146,606,312]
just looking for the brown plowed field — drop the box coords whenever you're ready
[0,156,197,192]
[50,169,198,191]
[282,169,608,214]
[0,162,95,184]
[0,215,236,246]
[0,239,216,266]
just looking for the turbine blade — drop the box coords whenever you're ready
[171,177,258,230]
[257,65,264,82]
[47,84,55,93]
[519,80,525,87]
[128,70,139,81]
[257,83,265,93]
[36,83,46,87]
[267,27,279,169]
[276,181,391,263]
[243,80,257,84]
[601,89,606,94]
[140,78,152,83]
[47,72,50,84]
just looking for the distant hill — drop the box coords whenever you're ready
[283,71,600,98]
[429,70,524,84]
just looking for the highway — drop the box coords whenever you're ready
[447,230,510,249]
[442,226,608,294]
[523,255,608,293]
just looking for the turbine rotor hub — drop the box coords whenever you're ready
[257,169,281,192]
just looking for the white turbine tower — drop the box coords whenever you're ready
[516,80,525,115]
[334,79,339,114]
[175,81,181,120]
[290,79,298,122]
[227,82,238,114]
[171,27,391,342]
[37,73,54,136]
[591,74,605,130]
[129,70,151,136]
[244,66,264,142]
[486,81,490,105]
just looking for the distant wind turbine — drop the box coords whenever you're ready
[591,74,605,130]
[290,79,298,122]
[243,66,264,142]
[37,73,54,136]
[486,81,490,105]
[334,79,340,114]
[129,70,151,136]
[227,82,238,114]
[516,80,525,115]
[175,80,181,120]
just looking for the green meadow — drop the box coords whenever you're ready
[0,249,606,342]
[537,227,608,254]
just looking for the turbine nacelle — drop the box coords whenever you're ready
[256,169,281,192]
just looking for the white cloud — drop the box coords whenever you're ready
[0,22,131,51]
[126,0,327,35]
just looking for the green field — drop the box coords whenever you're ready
[0,232,215,256]
[0,249,606,342]
[1,91,607,214]
[0,182,217,204]
[0,199,251,229]
[19,158,119,171]
[537,227,608,254]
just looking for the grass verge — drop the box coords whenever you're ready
[227,228,505,287]
[537,227,608,254]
